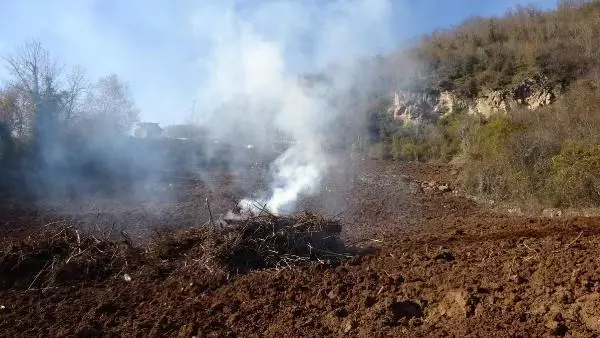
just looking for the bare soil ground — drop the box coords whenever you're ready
[2,160,600,337]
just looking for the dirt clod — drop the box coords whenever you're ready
[434,251,455,262]
[390,300,423,321]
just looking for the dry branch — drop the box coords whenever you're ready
[553,231,584,253]
[206,197,215,226]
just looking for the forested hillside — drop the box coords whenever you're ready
[418,0,600,96]
[367,0,600,209]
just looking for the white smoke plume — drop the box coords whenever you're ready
[191,0,395,214]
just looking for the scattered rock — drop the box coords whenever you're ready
[438,184,451,192]
[226,314,240,325]
[178,323,196,337]
[342,319,357,333]
[507,207,523,215]
[542,208,563,218]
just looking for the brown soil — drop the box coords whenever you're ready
[2,160,600,337]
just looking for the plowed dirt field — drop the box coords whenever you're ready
[1,160,600,337]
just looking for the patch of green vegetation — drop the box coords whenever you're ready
[548,140,600,206]
[357,1,600,209]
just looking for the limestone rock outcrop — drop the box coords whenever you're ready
[388,75,561,124]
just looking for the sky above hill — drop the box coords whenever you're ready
[0,0,556,125]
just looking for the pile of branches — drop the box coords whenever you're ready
[151,211,349,275]
[214,211,347,272]
[0,222,136,290]
[0,212,350,289]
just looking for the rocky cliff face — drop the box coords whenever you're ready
[469,75,561,117]
[388,75,561,124]
[387,91,441,125]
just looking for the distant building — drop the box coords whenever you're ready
[162,124,206,140]
[134,122,164,138]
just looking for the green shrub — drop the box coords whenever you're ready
[391,137,430,161]
[547,140,600,206]
[458,116,530,199]
[435,110,479,161]
[366,142,391,160]
[383,111,478,163]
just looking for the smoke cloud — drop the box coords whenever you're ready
[188,0,396,214]
[0,0,417,225]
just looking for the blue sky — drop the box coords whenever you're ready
[0,0,556,125]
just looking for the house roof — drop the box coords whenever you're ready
[136,122,163,132]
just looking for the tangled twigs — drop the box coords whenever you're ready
[27,260,51,291]
[554,231,584,253]
[3,212,350,289]
[522,241,540,256]
[213,211,346,272]
[149,211,349,276]
[1,223,132,290]
[120,231,133,247]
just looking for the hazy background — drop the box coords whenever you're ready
[0,0,556,126]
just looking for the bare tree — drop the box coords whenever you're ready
[0,87,22,137]
[5,40,56,98]
[3,40,88,138]
[61,66,88,126]
[82,74,140,134]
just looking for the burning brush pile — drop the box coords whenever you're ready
[151,211,349,275]
[0,212,349,289]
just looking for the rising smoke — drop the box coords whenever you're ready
[191,0,396,214]
[0,0,417,227]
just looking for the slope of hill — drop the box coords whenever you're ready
[365,0,600,210]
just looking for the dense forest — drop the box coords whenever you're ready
[364,0,600,209]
